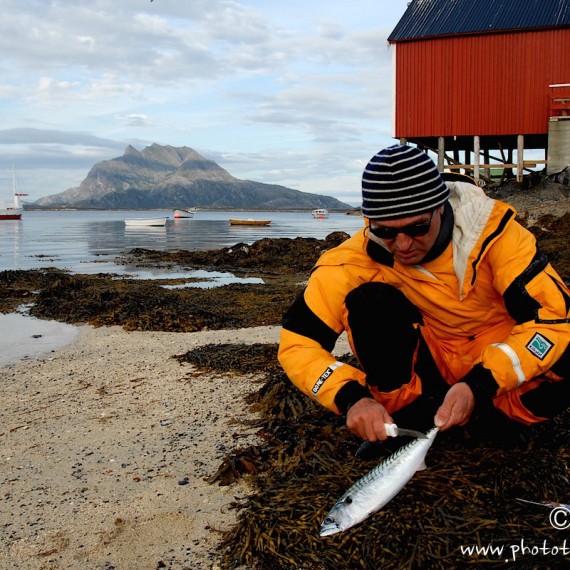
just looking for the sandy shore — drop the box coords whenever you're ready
[0,324,286,570]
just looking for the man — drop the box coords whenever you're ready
[278,144,570,450]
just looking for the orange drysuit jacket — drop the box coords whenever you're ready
[278,182,570,425]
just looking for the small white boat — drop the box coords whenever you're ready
[229,218,271,226]
[312,208,329,219]
[124,217,168,227]
[173,208,195,218]
[1,167,28,221]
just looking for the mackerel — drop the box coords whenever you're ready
[319,426,439,537]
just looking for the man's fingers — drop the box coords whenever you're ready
[346,398,392,441]
[435,383,475,431]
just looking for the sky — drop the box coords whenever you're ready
[0,0,411,205]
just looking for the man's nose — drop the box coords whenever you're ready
[395,233,414,248]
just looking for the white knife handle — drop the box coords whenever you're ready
[384,423,398,437]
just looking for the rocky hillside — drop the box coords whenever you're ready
[34,144,351,210]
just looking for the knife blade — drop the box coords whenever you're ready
[516,498,570,510]
[384,423,428,439]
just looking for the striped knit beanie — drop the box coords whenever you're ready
[362,145,449,220]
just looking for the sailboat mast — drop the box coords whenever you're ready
[12,165,28,209]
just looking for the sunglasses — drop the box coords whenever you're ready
[369,210,435,240]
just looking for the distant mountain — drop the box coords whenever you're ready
[34,144,351,210]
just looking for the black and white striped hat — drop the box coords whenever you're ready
[362,145,449,220]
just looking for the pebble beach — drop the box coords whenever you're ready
[0,324,282,570]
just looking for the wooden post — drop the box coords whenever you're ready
[517,135,524,182]
[484,148,491,181]
[399,137,408,145]
[437,137,445,172]
[473,136,480,184]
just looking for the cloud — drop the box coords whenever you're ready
[117,114,152,128]
[0,128,127,186]
[0,0,410,201]
[0,128,123,149]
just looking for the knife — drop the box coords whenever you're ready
[515,498,570,510]
[384,423,428,439]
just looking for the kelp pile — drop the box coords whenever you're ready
[178,343,570,570]
[0,270,301,331]
[117,231,351,276]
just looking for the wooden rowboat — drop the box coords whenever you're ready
[228,218,271,226]
[124,217,168,227]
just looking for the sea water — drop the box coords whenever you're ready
[0,313,79,366]
[0,209,364,275]
[0,209,364,364]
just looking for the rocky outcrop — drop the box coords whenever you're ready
[35,144,351,210]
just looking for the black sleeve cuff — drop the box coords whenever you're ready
[459,364,500,403]
[334,380,373,416]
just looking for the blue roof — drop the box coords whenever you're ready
[388,0,570,41]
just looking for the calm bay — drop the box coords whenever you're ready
[0,209,364,276]
[0,209,364,364]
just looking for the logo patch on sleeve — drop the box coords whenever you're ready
[526,333,554,360]
[311,362,343,395]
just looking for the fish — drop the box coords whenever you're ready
[319,426,439,537]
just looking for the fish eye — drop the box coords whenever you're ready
[324,517,334,524]
[344,496,352,504]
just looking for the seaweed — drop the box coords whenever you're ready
[0,272,302,331]
[180,343,570,570]
[117,231,351,276]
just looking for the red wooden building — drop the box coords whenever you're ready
[388,0,570,181]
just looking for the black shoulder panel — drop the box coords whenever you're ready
[503,250,549,324]
[365,234,394,267]
[281,290,339,352]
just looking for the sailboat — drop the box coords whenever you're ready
[0,167,28,220]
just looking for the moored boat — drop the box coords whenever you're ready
[312,208,329,219]
[173,208,195,218]
[229,218,271,226]
[1,167,28,221]
[0,204,23,220]
[124,217,168,227]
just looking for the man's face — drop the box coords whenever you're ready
[368,206,443,265]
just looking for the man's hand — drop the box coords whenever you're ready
[346,398,393,441]
[434,382,475,431]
